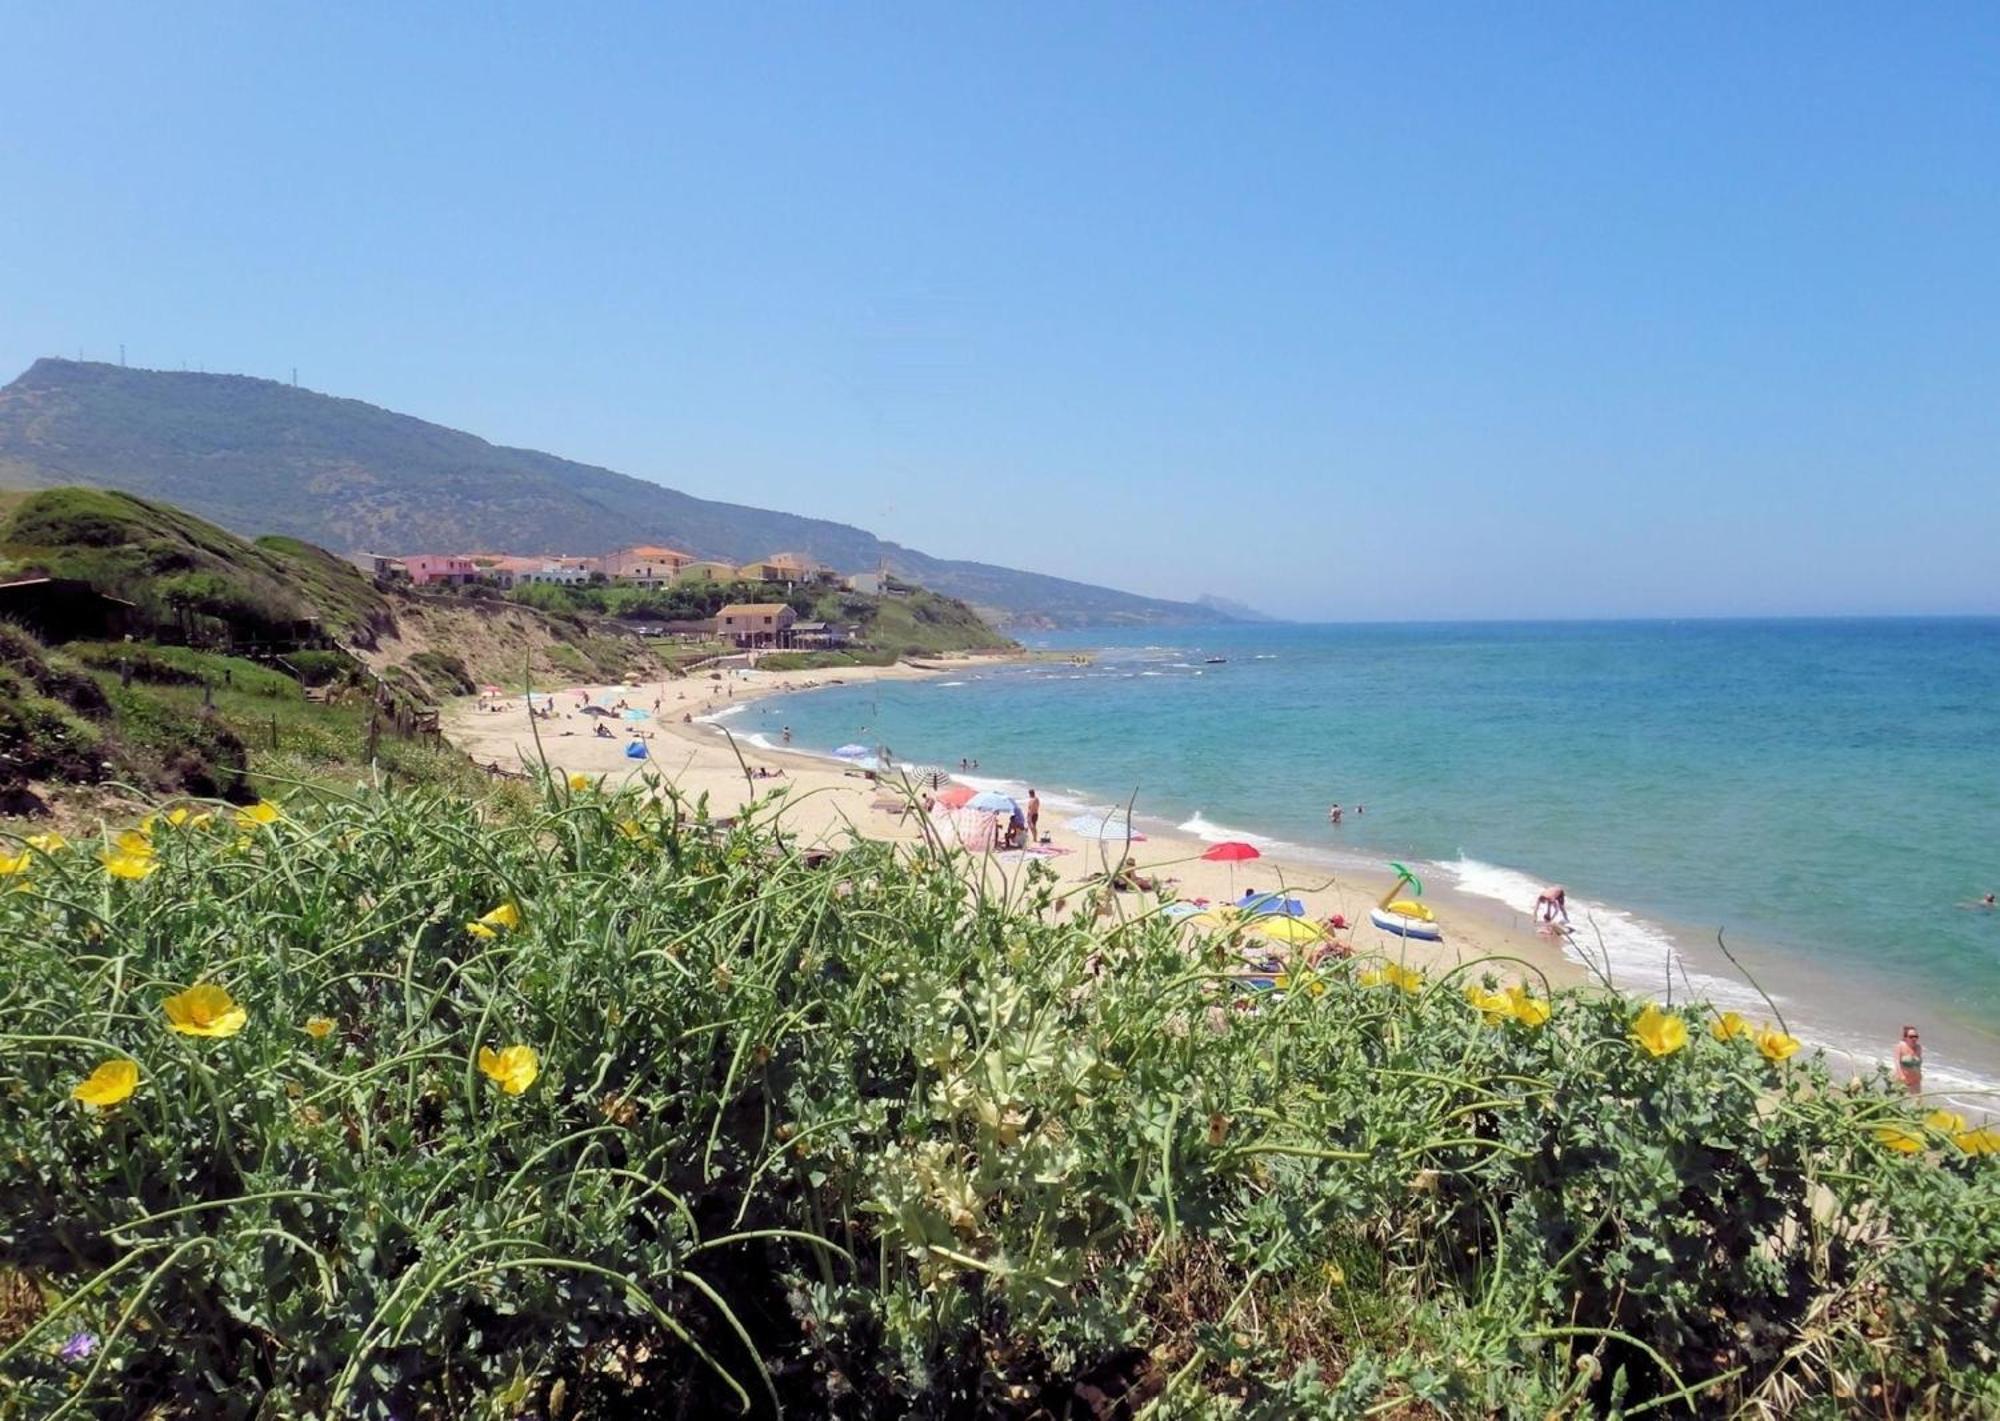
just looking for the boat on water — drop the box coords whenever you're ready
[1203,656,1227,664]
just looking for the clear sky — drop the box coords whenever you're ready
[3,4,1997,619]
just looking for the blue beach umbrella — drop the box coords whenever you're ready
[1235,891,1306,917]
[967,790,1019,815]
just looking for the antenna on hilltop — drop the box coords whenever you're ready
[120,344,126,368]
[291,367,298,387]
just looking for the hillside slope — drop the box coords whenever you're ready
[0,359,1227,628]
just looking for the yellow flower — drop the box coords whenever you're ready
[568,773,592,791]
[161,807,214,829]
[113,829,154,857]
[72,1059,139,1108]
[1955,1125,2000,1156]
[101,851,158,881]
[1464,985,1513,1025]
[1924,1109,1966,1134]
[1874,1122,1925,1154]
[303,1016,336,1040]
[1710,1010,1753,1042]
[161,983,248,1038]
[234,801,281,829]
[0,852,28,877]
[1756,1025,1801,1063]
[1359,963,1423,995]
[477,1044,540,1094]
[1504,985,1551,1028]
[616,818,653,844]
[1275,972,1328,998]
[466,901,522,939]
[26,832,68,853]
[1631,1004,1688,1058]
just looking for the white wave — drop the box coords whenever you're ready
[739,732,774,750]
[937,680,967,687]
[1139,670,1164,677]
[1177,812,1279,848]
[694,703,747,724]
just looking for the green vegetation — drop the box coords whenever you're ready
[3,779,1995,1416]
[0,486,393,646]
[754,649,902,672]
[504,578,1010,657]
[0,358,1227,627]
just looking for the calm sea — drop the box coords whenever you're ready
[745,620,2000,1098]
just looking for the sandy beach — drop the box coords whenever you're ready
[443,659,1581,989]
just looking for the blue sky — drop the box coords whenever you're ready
[3,4,1997,619]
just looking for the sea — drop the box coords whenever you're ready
[742,620,2000,1105]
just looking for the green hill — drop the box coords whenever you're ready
[0,358,1231,629]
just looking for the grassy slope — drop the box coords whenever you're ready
[1,781,1994,1416]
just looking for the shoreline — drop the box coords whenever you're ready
[443,657,1582,993]
[443,655,1996,1114]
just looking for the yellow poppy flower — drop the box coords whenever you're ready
[113,830,154,857]
[1955,1125,2000,1156]
[303,1016,336,1040]
[1756,1025,1801,1063]
[234,802,281,829]
[477,1044,540,1094]
[26,832,68,854]
[1631,1004,1688,1058]
[1874,1122,1925,1154]
[568,773,592,791]
[161,983,248,1038]
[0,852,28,877]
[1275,973,1328,998]
[1464,985,1513,1025]
[1924,1109,1966,1134]
[1360,965,1422,994]
[1710,1010,1753,1042]
[161,807,214,829]
[101,851,158,881]
[72,1059,139,1108]
[466,901,522,938]
[1505,985,1551,1027]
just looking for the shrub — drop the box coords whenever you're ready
[1,786,1994,1416]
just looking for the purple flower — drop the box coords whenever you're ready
[59,1331,97,1363]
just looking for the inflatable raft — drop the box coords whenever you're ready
[1370,899,1443,941]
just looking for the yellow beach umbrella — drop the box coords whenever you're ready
[1256,916,1325,946]
[1187,910,1238,931]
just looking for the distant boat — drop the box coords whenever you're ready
[1203,656,1227,664]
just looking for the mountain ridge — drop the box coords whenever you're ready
[0,358,1230,628]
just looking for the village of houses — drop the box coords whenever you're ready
[360,545,907,650]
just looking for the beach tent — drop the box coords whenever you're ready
[624,741,649,760]
[931,806,1003,851]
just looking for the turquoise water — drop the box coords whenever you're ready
[746,620,2000,1092]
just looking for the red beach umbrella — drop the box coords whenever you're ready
[1201,840,1261,892]
[935,784,977,809]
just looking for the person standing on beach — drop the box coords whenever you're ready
[1894,1026,1923,1095]
[1026,789,1041,841]
[1327,803,1343,825]
[1535,885,1569,925]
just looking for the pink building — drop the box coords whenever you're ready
[404,555,479,586]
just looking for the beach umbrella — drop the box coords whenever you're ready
[1203,839,1261,892]
[1256,916,1325,946]
[905,767,952,790]
[935,784,976,809]
[1066,813,1145,842]
[833,744,873,759]
[1236,891,1306,917]
[479,684,502,695]
[1186,910,1240,932]
[966,790,1018,815]
[581,705,614,718]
